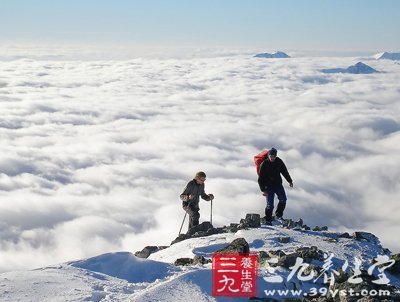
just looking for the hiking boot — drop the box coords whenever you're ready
[261,216,272,225]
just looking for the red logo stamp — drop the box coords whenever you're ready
[212,252,258,297]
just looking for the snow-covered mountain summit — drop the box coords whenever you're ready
[1,215,399,301]
[320,62,379,74]
[373,52,400,60]
[254,51,290,58]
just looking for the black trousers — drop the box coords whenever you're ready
[264,184,287,221]
[184,206,200,230]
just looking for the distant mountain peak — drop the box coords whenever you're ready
[374,51,400,60]
[320,61,379,74]
[254,51,290,58]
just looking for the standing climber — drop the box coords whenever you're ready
[258,148,293,224]
[180,171,214,231]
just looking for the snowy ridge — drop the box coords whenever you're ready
[320,62,379,74]
[373,52,400,60]
[254,51,290,58]
[1,216,399,301]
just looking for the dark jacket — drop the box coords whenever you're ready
[180,179,211,210]
[258,157,292,191]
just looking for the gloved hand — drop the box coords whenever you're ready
[208,194,214,200]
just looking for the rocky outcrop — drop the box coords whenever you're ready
[239,214,261,228]
[134,246,167,259]
[326,270,400,301]
[388,253,400,275]
[278,236,291,244]
[169,214,345,246]
[171,221,223,245]
[216,238,250,254]
[266,246,325,269]
[187,221,214,236]
[352,231,380,244]
[174,255,210,266]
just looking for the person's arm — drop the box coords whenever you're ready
[200,184,214,201]
[280,160,293,187]
[180,181,194,201]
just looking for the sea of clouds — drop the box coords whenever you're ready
[0,49,399,272]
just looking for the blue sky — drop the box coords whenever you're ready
[1,0,400,52]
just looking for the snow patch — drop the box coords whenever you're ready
[70,252,180,283]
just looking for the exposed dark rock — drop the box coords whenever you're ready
[247,213,261,227]
[250,297,303,302]
[352,232,380,244]
[295,219,304,227]
[174,258,194,266]
[268,250,286,258]
[203,227,220,237]
[216,238,250,254]
[278,236,291,244]
[170,221,221,244]
[193,255,209,265]
[174,255,210,267]
[258,251,270,265]
[387,253,400,275]
[323,238,338,243]
[216,226,226,233]
[227,223,239,233]
[276,252,299,268]
[134,246,160,259]
[249,297,281,301]
[283,219,295,229]
[187,221,214,236]
[303,264,323,278]
[339,232,352,239]
[295,246,325,262]
[239,214,261,228]
[328,270,400,301]
[170,233,190,245]
[267,247,325,268]
[260,216,269,225]
[311,225,328,231]
[334,269,350,284]
[303,298,326,302]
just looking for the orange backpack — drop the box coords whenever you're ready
[254,149,269,175]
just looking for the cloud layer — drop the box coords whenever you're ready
[1,53,399,272]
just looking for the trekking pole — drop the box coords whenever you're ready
[178,200,191,236]
[210,199,213,225]
[178,211,188,236]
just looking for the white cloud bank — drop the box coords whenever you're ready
[0,52,399,272]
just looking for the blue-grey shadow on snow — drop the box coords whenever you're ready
[249,239,265,249]
[70,252,179,283]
